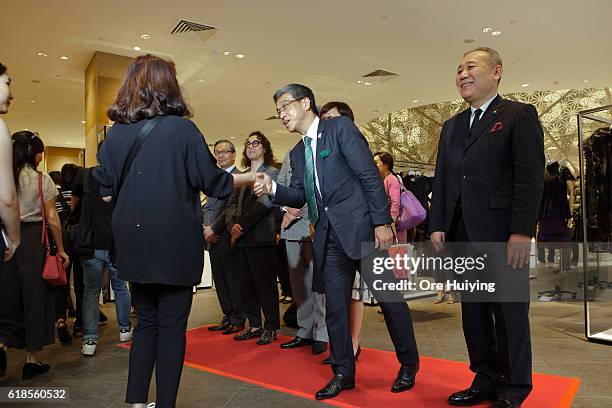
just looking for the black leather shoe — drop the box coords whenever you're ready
[0,347,6,378]
[280,336,314,349]
[315,373,355,400]
[22,362,50,380]
[391,364,417,393]
[448,387,494,406]
[233,328,263,341]
[491,397,520,408]
[208,320,231,331]
[256,330,277,345]
[312,341,327,355]
[222,324,244,335]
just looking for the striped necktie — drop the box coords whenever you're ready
[303,136,319,224]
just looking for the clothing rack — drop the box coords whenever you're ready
[577,105,612,345]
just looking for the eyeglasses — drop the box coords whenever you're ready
[214,150,234,155]
[276,98,302,117]
[245,140,262,148]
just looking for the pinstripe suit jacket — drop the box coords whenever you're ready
[429,95,545,242]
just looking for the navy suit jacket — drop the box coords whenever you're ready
[274,116,392,267]
[429,95,545,242]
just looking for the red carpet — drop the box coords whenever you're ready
[121,326,580,407]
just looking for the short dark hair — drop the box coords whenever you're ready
[214,139,235,152]
[107,54,191,124]
[60,163,81,190]
[320,101,355,122]
[273,83,319,116]
[374,151,395,173]
[49,171,61,185]
[12,131,45,191]
[0,62,7,76]
[242,131,275,168]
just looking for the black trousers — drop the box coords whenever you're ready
[0,222,55,352]
[235,246,280,330]
[209,245,244,326]
[322,225,419,377]
[449,211,533,404]
[126,283,193,408]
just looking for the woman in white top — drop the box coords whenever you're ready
[0,129,69,380]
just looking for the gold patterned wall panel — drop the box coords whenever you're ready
[359,87,612,175]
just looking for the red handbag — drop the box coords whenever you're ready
[39,172,67,286]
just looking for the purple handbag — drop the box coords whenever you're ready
[396,177,427,231]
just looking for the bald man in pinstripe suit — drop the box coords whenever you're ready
[430,47,544,408]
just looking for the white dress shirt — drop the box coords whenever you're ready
[470,94,498,127]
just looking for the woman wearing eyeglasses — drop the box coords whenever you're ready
[226,131,281,345]
[0,129,69,380]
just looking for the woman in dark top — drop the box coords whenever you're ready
[94,54,254,408]
[226,131,280,345]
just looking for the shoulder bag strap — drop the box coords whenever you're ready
[39,172,50,250]
[116,115,165,199]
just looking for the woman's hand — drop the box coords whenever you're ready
[57,249,70,269]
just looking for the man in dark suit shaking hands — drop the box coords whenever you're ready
[255,84,419,400]
[429,48,544,408]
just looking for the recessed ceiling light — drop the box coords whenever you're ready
[133,46,141,51]
[60,56,69,60]
[356,80,363,84]
[235,54,245,59]
[482,27,493,33]
[37,52,48,57]
[412,100,419,103]
[30,100,37,103]
[140,34,151,40]
[521,83,530,87]
[197,78,205,83]
[583,79,589,83]
[230,136,235,139]
[65,142,73,145]
[364,82,372,86]
[81,120,85,124]
[491,31,502,36]
[25,128,29,131]
[223,51,232,56]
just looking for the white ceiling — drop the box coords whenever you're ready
[2,0,612,158]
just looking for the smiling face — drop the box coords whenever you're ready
[245,134,264,162]
[214,142,236,169]
[456,50,502,108]
[0,73,13,114]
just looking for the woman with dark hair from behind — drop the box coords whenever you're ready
[0,62,21,379]
[95,54,255,408]
[0,130,69,380]
[226,131,280,345]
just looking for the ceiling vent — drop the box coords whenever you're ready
[362,69,399,78]
[169,19,218,43]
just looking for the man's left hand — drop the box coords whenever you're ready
[375,225,394,250]
[507,233,532,269]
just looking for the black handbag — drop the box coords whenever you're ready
[70,168,94,256]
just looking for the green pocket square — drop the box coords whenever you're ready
[319,150,331,158]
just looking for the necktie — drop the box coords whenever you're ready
[303,136,319,224]
[471,108,482,129]
[468,108,482,140]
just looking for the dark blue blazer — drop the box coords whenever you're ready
[429,96,545,242]
[274,116,392,267]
